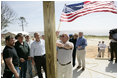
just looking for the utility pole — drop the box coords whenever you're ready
[19,17,27,31]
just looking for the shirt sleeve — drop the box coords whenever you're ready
[71,43,74,49]
[98,44,99,46]
[81,39,87,49]
[98,44,101,48]
[67,42,74,49]
[4,49,13,59]
[43,40,45,47]
[30,43,34,57]
[26,42,30,56]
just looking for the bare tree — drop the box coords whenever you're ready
[1,2,17,32]
[18,17,28,31]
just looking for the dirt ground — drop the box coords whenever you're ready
[85,38,110,58]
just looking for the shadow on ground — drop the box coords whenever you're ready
[105,61,117,73]
[73,68,84,78]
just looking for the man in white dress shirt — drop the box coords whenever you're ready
[30,32,47,78]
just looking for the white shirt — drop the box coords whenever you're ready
[99,43,106,50]
[30,39,45,57]
[57,41,74,64]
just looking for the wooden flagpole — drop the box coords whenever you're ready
[57,20,61,32]
[57,4,66,32]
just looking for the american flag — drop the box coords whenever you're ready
[60,1,117,22]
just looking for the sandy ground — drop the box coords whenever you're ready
[86,38,110,58]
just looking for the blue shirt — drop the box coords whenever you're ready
[76,36,87,50]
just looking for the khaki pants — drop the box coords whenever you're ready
[57,62,73,78]
[97,51,101,57]
[76,49,86,68]
[99,49,105,58]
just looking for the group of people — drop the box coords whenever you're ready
[56,32,87,78]
[97,41,106,58]
[2,28,117,78]
[2,33,47,78]
[2,31,87,78]
[97,28,117,64]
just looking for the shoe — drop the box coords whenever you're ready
[109,59,113,61]
[115,60,117,63]
[30,74,33,78]
[81,67,85,71]
[73,64,75,67]
[77,66,81,69]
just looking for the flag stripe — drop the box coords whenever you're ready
[61,7,116,19]
[60,10,117,22]
[84,1,91,4]
[63,1,113,14]
[62,1,114,16]
[61,8,116,21]
[60,1,117,22]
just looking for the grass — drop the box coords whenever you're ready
[84,35,109,39]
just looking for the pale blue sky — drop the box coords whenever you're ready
[4,1,117,35]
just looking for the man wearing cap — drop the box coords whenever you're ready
[56,34,74,78]
[15,33,30,78]
[76,32,87,71]
[25,35,33,78]
[3,35,20,78]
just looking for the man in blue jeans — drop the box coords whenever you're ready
[15,33,30,78]
[25,35,33,78]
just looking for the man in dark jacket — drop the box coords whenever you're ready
[109,28,117,63]
[69,33,78,67]
[15,33,30,78]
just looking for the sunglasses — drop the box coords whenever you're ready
[61,35,65,37]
